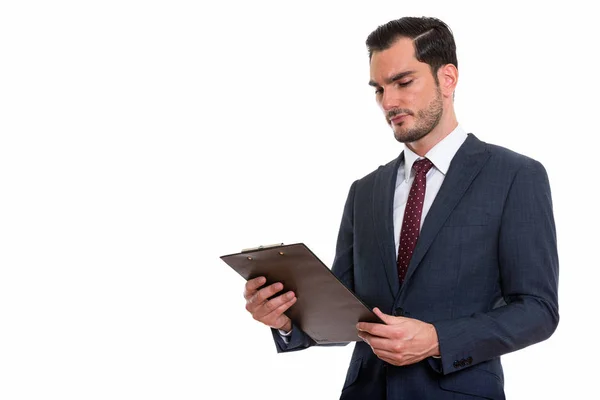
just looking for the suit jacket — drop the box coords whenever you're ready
[272,134,559,400]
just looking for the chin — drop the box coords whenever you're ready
[393,132,410,143]
[393,127,429,144]
[392,126,411,143]
[394,134,411,143]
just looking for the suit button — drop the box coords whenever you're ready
[393,307,404,316]
[460,359,467,367]
[453,360,460,369]
[466,357,473,365]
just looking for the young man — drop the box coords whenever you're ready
[243,17,559,400]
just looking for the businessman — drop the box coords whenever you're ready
[243,16,559,399]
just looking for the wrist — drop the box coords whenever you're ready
[279,319,292,334]
[428,323,440,357]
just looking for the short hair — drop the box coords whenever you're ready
[366,17,458,79]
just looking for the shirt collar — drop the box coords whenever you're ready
[403,125,468,182]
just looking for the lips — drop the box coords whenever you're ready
[390,114,409,124]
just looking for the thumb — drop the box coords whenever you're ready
[373,307,396,324]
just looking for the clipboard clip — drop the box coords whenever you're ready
[241,243,284,253]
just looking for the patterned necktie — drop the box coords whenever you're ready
[397,158,434,284]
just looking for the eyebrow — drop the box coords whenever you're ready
[368,70,416,87]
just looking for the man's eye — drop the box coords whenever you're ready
[398,81,413,87]
[375,88,383,95]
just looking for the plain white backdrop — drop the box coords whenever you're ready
[0,1,597,399]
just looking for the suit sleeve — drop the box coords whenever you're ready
[271,180,358,352]
[432,159,559,374]
[331,180,357,290]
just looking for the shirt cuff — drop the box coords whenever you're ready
[278,328,293,344]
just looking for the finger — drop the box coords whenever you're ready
[247,282,284,308]
[373,349,411,366]
[264,296,297,328]
[373,307,396,325]
[377,355,399,366]
[375,349,402,359]
[358,333,391,352]
[358,333,381,359]
[244,276,266,299]
[358,332,373,346]
[254,282,286,304]
[356,322,390,338]
[357,331,369,344]
[253,291,296,320]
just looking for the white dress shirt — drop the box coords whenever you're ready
[279,125,469,341]
[393,125,468,251]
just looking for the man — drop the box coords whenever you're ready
[243,16,558,400]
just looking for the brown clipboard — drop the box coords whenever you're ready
[220,242,383,344]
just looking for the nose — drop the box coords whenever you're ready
[380,88,400,112]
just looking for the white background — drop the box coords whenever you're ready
[0,1,596,399]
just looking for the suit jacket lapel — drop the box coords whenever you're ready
[401,134,490,290]
[372,152,403,298]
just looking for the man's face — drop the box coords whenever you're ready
[369,37,443,143]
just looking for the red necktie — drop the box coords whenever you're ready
[397,158,434,284]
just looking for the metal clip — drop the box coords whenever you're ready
[241,243,284,253]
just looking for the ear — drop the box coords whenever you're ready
[437,64,458,98]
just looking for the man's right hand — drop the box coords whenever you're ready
[244,276,297,333]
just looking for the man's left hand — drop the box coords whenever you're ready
[357,307,440,366]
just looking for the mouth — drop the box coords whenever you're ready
[390,114,409,125]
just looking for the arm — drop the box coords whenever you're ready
[331,180,357,290]
[432,159,559,374]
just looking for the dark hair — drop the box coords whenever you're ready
[366,17,458,80]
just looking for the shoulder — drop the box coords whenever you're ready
[355,156,400,185]
[339,155,400,200]
[478,137,548,176]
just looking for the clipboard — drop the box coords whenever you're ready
[220,243,383,344]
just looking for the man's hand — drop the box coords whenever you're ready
[244,276,297,333]
[357,307,440,366]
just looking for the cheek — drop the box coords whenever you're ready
[407,81,430,106]
[408,85,426,103]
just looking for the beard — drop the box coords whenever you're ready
[389,87,443,143]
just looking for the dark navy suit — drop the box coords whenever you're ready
[272,134,559,399]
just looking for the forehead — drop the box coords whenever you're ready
[369,37,426,81]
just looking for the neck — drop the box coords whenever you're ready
[406,110,458,157]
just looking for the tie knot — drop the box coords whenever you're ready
[412,158,434,175]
